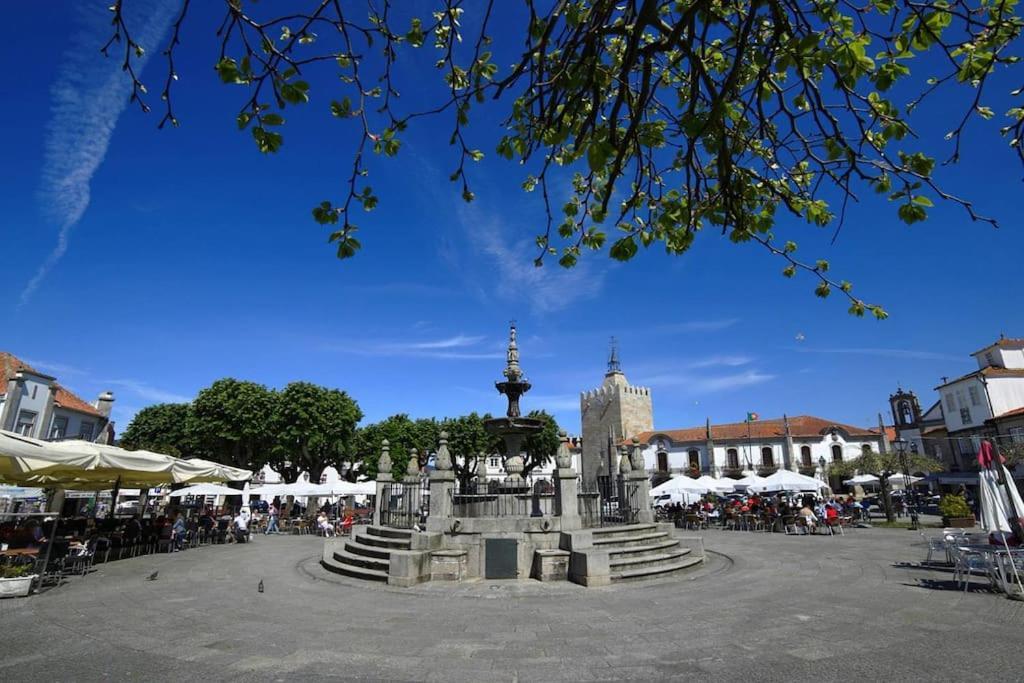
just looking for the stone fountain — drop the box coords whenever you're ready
[484,323,543,487]
[322,323,700,587]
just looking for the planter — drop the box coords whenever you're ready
[0,575,37,598]
[942,516,976,528]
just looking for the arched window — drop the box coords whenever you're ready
[801,445,812,467]
[831,444,843,463]
[761,446,774,467]
[687,449,700,470]
[726,448,739,469]
[900,401,913,425]
[656,451,669,472]
[861,444,872,455]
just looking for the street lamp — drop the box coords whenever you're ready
[894,437,919,530]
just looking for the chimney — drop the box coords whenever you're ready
[95,391,115,419]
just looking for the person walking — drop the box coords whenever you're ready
[265,503,280,534]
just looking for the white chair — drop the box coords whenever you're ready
[952,546,993,592]
[921,532,947,564]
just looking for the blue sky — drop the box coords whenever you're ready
[2,2,1022,437]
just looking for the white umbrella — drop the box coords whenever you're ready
[730,474,769,490]
[843,474,880,486]
[693,475,735,493]
[167,483,243,497]
[749,469,827,494]
[650,475,710,496]
[346,480,377,496]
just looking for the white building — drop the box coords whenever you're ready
[0,352,115,443]
[632,415,885,484]
[935,337,1024,464]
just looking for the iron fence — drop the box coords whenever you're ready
[577,475,641,527]
[451,476,555,518]
[379,478,429,529]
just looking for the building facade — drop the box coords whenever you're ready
[0,352,115,443]
[579,345,653,484]
[632,415,884,484]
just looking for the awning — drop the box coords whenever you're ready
[0,429,252,489]
[167,483,244,497]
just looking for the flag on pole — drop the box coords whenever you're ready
[746,412,759,422]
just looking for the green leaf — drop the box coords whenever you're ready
[609,236,638,261]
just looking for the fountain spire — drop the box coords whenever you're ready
[495,321,531,418]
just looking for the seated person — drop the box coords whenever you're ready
[798,505,819,532]
[317,511,334,537]
[232,510,249,543]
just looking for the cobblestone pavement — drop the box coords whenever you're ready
[1,527,1021,682]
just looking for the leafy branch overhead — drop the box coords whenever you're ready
[109,0,1023,317]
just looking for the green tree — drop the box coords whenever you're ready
[111,1,1023,317]
[268,381,363,484]
[355,414,440,479]
[441,412,502,486]
[190,378,277,473]
[830,449,944,522]
[119,402,199,458]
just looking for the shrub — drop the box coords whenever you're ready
[938,494,972,519]
[0,564,32,579]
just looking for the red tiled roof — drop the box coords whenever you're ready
[973,337,1024,356]
[992,406,1024,420]
[936,366,1024,389]
[633,415,879,445]
[0,351,101,417]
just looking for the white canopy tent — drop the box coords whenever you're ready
[693,475,735,493]
[842,473,923,488]
[167,483,244,497]
[650,475,716,497]
[730,474,769,490]
[748,469,828,494]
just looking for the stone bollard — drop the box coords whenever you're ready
[629,438,654,524]
[374,439,393,526]
[427,433,455,533]
[554,431,581,530]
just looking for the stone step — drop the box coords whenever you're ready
[334,549,389,572]
[590,523,658,540]
[609,548,692,572]
[321,553,388,583]
[610,555,704,583]
[592,531,670,548]
[365,525,414,540]
[345,539,393,560]
[607,539,680,557]
[354,532,412,550]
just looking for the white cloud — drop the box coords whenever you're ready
[107,379,191,404]
[792,347,966,362]
[18,2,178,307]
[686,354,753,369]
[639,369,774,393]
[655,319,740,333]
[22,358,88,376]
[455,204,605,314]
[322,334,502,360]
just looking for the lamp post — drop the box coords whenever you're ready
[894,437,919,530]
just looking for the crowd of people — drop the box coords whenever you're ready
[658,492,871,533]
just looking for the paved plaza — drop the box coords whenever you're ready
[0,528,1021,681]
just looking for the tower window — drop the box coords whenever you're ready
[899,401,913,425]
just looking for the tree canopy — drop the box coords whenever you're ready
[830,447,943,521]
[118,402,199,458]
[111,0,1024,317]
[268,381,363,484]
